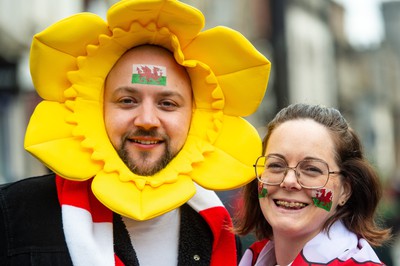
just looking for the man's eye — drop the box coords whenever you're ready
[117,97,137,107]
[121,98,133,103]
[159,100,178,110]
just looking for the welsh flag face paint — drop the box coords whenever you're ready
[312,188,333,211]
[258,182,268,198]
[132,64,167,86]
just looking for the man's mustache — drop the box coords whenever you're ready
[126,128,160,138]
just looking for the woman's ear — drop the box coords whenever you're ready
[338,178,352,206]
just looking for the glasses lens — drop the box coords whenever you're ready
[297,160,329,188]
[257,156,286,185]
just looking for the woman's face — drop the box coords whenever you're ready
[259,119,351,241]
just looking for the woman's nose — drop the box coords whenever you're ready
[280,168,302,190]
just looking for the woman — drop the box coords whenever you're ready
[235,103,391,265]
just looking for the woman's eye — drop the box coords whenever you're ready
[267,163,286,172]
[307,166,321,173]
[301,164,323,176]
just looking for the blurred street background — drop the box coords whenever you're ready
[0,0,399,264]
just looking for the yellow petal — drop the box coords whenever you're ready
[92,171,196,220]
[190,115,262,190]
[25,101,74,146]
[107,0,204,48]
[183,26,271,116]
[30,13,110,101]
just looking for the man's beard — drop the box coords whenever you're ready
[117,129,174,176]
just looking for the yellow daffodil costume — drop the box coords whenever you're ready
[25,0,271,221]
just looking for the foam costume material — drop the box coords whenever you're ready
[25,0,271,221]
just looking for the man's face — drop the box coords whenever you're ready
[104,46,193,176]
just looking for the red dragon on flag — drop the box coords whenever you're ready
[132,64,167,85]
[312,188,333,211]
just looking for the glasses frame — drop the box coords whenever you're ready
[253,155,341,189]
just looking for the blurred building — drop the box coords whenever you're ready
[0,0,86,183]
[381,0,400,179]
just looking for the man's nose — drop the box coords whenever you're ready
[134,103,161,130]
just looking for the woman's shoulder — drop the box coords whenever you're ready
[239,239,271,266]
[248,239,269,254]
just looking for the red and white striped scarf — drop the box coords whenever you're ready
[56,175,237,266]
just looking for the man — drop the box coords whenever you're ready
[0,0,270,265]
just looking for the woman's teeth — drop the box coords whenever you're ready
[275,200,307,209]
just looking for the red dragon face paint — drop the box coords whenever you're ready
[132,64,167,86]
[258,182,268,198]
[312,188,333,211]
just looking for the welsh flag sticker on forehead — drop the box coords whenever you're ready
[132,64,167,86]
